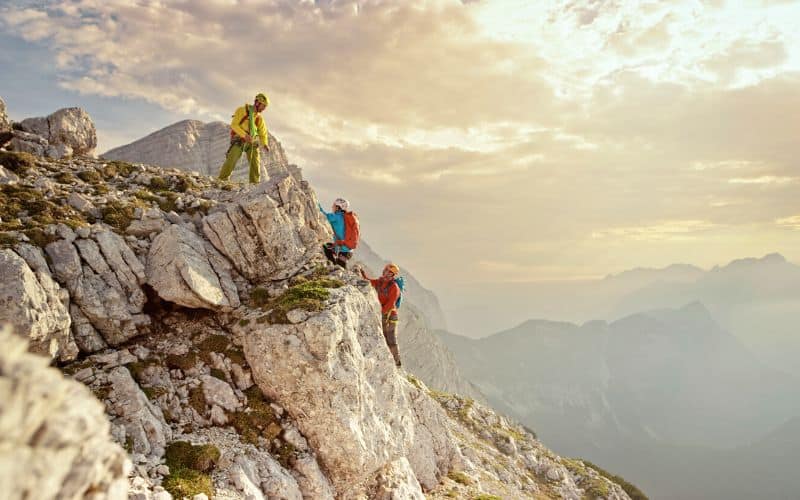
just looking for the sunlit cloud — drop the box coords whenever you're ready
[728,176,797,185]
[591,220,718,241]
[776,215,800,229]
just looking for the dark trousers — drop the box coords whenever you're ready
[323,243,352,269]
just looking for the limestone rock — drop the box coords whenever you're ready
[46,229,149,347]
[243,285,455,496]
[200,375,241,412]
[202,175,329,282]
[0,248,75,361]
[0,325,130,499]
[106,366,171,457]
[367,458,425,500]
[0,96,9,132]
[19,107,97,157]
[147,224,239,310]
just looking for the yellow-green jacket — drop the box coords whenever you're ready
[230,104,268,147]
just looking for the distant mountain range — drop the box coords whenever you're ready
[446,253,800,376]
[438,302,800,499]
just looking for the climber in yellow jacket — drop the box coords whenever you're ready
[218,93,270,184]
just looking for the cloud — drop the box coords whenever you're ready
[1,0,799,287]
[776,215,800,229]
[591,220,718,241]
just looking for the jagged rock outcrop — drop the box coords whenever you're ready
[103,120,300,182]
[9,107,97,158]
[241,284,461,496]
[0,247,75,360]
[46,226,150,346]
[202,176,330,282]
[147,224,240,311]
[0,325,130,499]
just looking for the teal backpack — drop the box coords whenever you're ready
[393,276,405,309]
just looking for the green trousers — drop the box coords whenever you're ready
[218,141,261,184]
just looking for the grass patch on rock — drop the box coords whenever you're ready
[165,441,220,473]
[77,169,103,184]
[227,386,281,446]
[448,471,472,486]
[261,278,344,324]
[0,151,36,175]
[166,351,198,372]
[102,200,136,231]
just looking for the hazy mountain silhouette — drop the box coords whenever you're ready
[438,302,800,499]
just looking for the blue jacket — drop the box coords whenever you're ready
[319,203,351,253]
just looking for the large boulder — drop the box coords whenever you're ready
[0,247,76,361]
[0,324,130,499]
[146,223,240,311]
[242,284,459,496]
[203,175,329,282]
[17,107,97,157]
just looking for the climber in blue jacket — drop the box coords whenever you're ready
[318,198,359,269]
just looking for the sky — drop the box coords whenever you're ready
[1,0,800,317]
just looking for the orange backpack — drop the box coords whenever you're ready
[342,212,360,250]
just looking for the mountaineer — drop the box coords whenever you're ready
[218,93,270,184]
[319,198,359,269]
[360,263,404,367]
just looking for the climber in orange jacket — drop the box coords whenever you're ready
[218,93,270,184]
[360,263,403,367]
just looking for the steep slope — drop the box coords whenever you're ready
[0,138,632,499]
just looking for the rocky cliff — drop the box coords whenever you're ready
[102,118,477,401]
[0,101,633,500]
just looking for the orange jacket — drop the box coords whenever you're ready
[370,278,400,314]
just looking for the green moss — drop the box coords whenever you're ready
[249,287,270,308]
[77,169,103,184]
[448,471,472,486]
[162,468,214,500]
[54,171,77,184]
[174,176,196,193]
[239,318,251,327]
[157,191,179,213]
[0,151,36,174]
[103,160,136,178]
[166,351,198,371]
[273,441,296,468]
[188,386,207,415]
[24,227,58,248]
[228,386,280,446]
[0,232,18,247]
[472,495,502,500]
[406,374,424,390]
[124,435,134,453]
[225,347,246,366]
[102,200,135,231]
[210,368,227,380]
[198,334,231,353]
[133,189,161,205]
[149,176,169,191]
[165,441,220,473]
[263,278,344,324]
